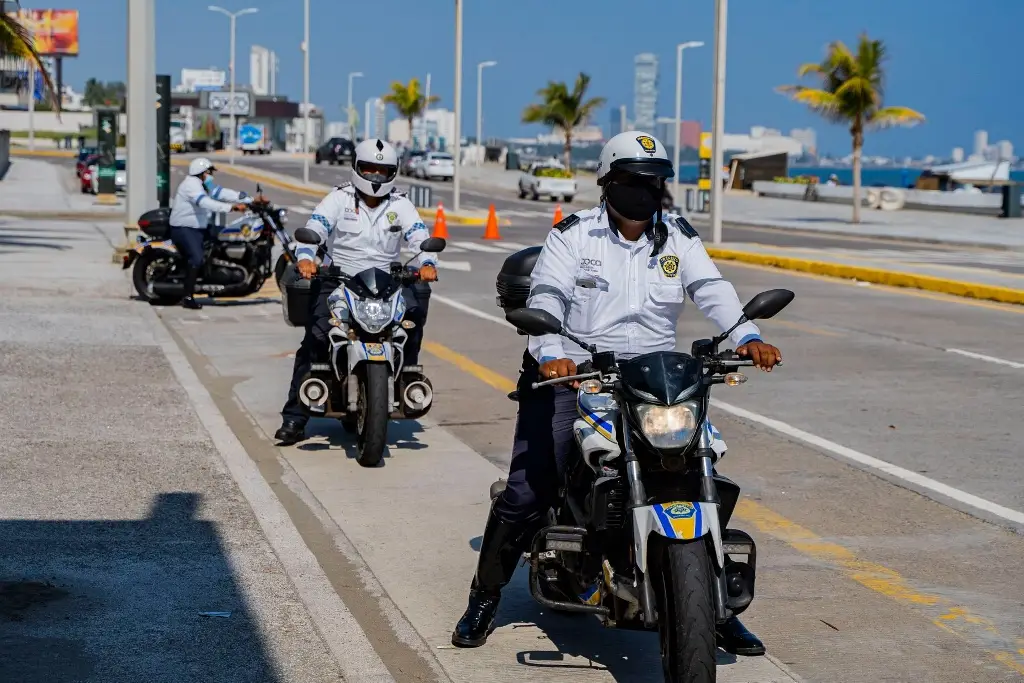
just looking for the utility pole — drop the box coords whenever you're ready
[126,0,157,232]
[710,0,728,244]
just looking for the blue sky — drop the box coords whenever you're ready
[33,0,1023,157]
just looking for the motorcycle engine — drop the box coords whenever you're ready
[208,261,247,285]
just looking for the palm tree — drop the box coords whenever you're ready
[522,72,605,169]
[778,34,923,223]
[381,78,439,148]
[0,9,60,111]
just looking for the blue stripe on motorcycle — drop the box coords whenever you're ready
[693,502,702,537]
[653,504,676,539]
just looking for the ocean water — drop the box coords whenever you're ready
[673,163,1024,187]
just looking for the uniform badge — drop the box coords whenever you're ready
[636,135,657,154]
[659,255,679,277]
[386,211,398,225]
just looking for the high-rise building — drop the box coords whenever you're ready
[633,53,658,132]
[973,130,988,157]
[250,45,276,96]
[951,147,964,163]
[680,120,701,149]
[996,140,1014,160]
[610,107,623,138]
[789,127,817,157]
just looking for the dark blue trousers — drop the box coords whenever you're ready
[168,225,206,269]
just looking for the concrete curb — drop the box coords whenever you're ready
[10,148,75,158]
[0,210,125,221]
[706,247,1024,305]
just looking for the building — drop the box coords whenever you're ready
[789,127,817,157]
[373,100,386,142]
[176,68,226,93]
[721,126,803,157]
[610,107,624,138]
[973,130,988,157]
[536,125,603,145]
[249,46,277,96]
[680,120,701,149]
[170,91,308,151]
[387,108,457,150]
[951,147,964,163]
[995,140,1014,161]
[633,53,658,132]
[653,118,702,150]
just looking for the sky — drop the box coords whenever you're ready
[30,0,1024,158]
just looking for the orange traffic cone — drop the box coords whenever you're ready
[483,204,501,240]
[552,203,563,226]
[432,203,448,239]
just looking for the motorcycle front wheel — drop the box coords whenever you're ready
[132,250,182,306]
[657,541,716,683]
[355,363,389,467]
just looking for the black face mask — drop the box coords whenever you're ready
[605,180,662,222]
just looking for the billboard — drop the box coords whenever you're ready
[201,90,253,117]
[180,68,226,93]
[11,9,79,57]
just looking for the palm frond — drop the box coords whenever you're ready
[0,12,60,112]
[867,106,925,129]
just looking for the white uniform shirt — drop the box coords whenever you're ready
[168,175,247,229]
[296,184,436,276]
[527,206,762,366]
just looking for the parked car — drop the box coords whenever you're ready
[314,137,355,165]
[518,162,576,202]
[88,158,127,195]
[401,149,427,176]
[416,152,455,181]
[75,147,98,177]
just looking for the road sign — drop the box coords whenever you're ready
[202,90,253,116]
[95,109,118,196]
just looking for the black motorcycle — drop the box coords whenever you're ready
[500,287,793,683]
[123,186,299,305]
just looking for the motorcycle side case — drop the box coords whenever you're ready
[280,261,314,328]
[138,206,172,239]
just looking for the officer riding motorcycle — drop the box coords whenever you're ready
[451,131,782,658]
[168,157,255,309]
[274,138,438,446]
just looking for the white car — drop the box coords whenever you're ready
[417,152,455,181]
[518,162,576,202]
[89,157,127,194]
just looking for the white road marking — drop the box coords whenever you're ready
[710,399,1024,526]
[433,297,1024,528]
[287,205,312,214]
[301,199,318,208]
[946,348,1024,369]
[451,241,508,253]
[436,260,472,272]
[496,240,531,250]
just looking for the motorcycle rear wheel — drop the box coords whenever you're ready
[132,250,182,306]
[355,363,389,467]
[657,541,716,683]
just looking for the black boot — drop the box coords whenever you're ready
[182,265,202,309]
[274,419,307,445]
[451,512,531,648]
[716,616,765,656]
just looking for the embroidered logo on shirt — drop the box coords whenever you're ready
[386,211,398,225]
[580,257,602,274]
[659,254,679,277]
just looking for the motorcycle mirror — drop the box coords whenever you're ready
[293,227,321,244]
[742,289,795,321]
[505,308,561,336]
[419,237,446,253]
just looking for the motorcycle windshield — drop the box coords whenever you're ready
[346,267,399,300]
[618,351,703,405]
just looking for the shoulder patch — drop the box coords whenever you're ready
[674,215,699,239]
[552,213,581,233]
[389,186,408,197]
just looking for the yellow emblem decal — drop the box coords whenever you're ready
[386,211,398,225]
[636,135,657,154]
[241,224,251,238]
[659,255,679,277]
[365,342,385,357]
[665,502,695,519]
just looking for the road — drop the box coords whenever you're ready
[26,157,1024,681]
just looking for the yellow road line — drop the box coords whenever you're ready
[422,338,1023,675]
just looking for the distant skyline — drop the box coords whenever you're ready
[23,0,1023,157]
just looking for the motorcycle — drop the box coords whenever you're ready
[499,288,793,683]
[285,226,446,467]
[122,185,300,304]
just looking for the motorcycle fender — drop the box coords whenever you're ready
[346,341,395,373]
[632,501,724,573]
[123,241,177,269]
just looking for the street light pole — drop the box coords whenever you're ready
[302,0,309,183]
[126,0,157,234]
[424,73,431,116]
[347,71,363,140]
[476,60,496,165]
[452,0,463,212]
[673,41,703,204]
[364,97,373,139]
[208,5,258,166]
[710,0,728,244]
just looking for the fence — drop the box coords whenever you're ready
[406,183,432,209]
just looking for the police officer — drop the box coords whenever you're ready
[168,157,252,309]
[274,138,438,445]
[451,131,782,655]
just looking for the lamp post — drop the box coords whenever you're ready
[301,0,310,182]
[365,97,374,139]
[347,71,363,140]
[208,5,258,166]
[452,0,464,211]
[673,41,703,204]
[710,0,727,244]
[476,60,496,165]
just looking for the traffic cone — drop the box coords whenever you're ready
[432,203,448,239]
[552,203,563,226]
[483,204,501,240]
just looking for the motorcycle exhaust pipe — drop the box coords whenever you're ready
[151,282,185,297]
[403,380,432,412]
[299,377,329,413]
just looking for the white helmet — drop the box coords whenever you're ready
[188,156,215,176]
[596,131,674,186]
[352,138,399,197]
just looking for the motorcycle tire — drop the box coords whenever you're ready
[355,363,389,467]
[274,253,289,290]
[657,541,716,683]
[132,249,182,306]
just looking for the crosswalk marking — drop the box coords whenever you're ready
[450,241,508,253]
[286,205,312,214]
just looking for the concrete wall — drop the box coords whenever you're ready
[0,110,128,134]
[751,180,1021,217]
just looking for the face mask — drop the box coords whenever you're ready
[202,175,214,190]
[605,181,662,222]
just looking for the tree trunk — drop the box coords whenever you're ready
[563,131,573,170]
[851,123,863,224]
[408,116,414,148]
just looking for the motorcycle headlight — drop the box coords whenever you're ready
[351,297,394,333]
[277,208,288,225]
[635,401,699,450]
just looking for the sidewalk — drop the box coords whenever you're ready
[0,157,125,220]
[0,215,373,680]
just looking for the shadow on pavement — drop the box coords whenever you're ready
[0,492,281,683]
[296,417,428,462]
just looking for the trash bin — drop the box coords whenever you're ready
[1000,183,1021,218]
[505,151,520,171]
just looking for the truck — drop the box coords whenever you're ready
[238,123,272,155]
[171,106,223,153]
[518,161,577,202]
